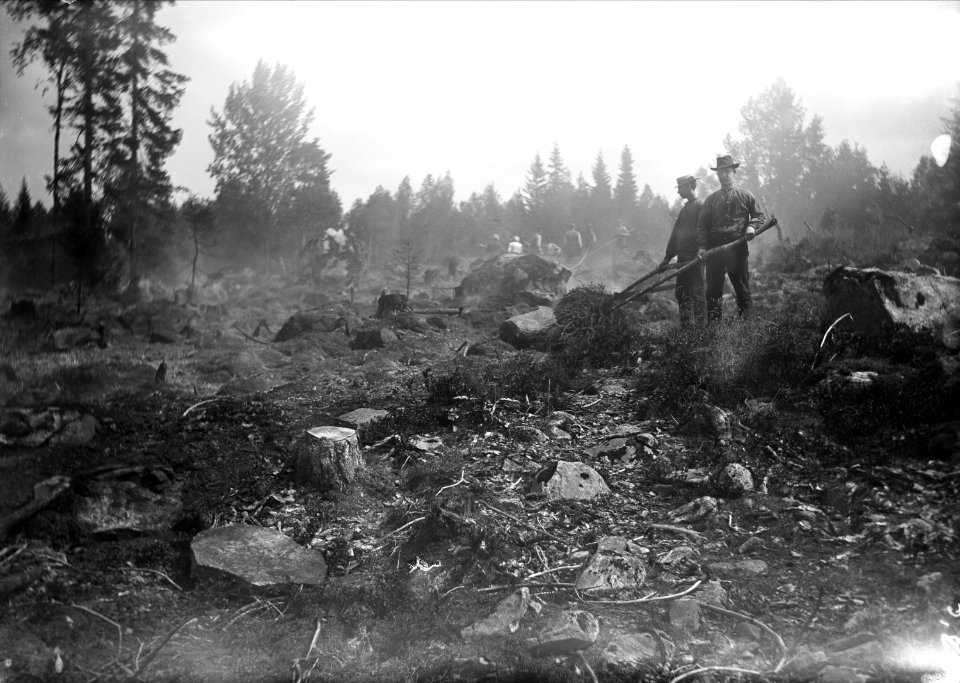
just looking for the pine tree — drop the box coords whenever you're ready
[106,0,187,277]
[614,145,639,224]
[547,143,572,195]
[14,178,34,233]
[9,0,78,218]
[591,151,612,202]
[523,153,547,214]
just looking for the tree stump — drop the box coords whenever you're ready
[295,426,362,491]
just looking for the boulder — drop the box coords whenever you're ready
[455,253,571,302]
[533,461,610,500]
[528,610,599,656]
[191,525,327,587]
[498,306,556,350]
[714,463,754,498]
[575,536,647,595]
[822,266,960,348]
[274,311,348,342]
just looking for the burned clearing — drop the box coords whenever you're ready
[1,236,959,683]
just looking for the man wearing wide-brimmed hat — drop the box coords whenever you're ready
[696,154,765,321]
[660,174,705,326]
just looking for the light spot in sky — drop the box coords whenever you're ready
[932,134,952,167]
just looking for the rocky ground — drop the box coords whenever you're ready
[0,247,958,683]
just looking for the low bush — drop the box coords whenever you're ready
[639,294,822,417]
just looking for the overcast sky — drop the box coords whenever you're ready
[1,0,959,210]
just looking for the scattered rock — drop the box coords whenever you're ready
[584,437,635,462]
[693,579,728,607]
[498,306,556,350]
[528,610,599,656]
[668,599,702,634]
[533,461,610,500]
[191,525,327,587]
[785,649,828,677]
[708,560,768,579]
[149,323,179,344]
[598,632,661,669]
[737,536,764,554]
[696,403,733,442]
[667,496,718,525]
[575,536,647,595]
[461,588,531,639]
[714,463,754,498]
[512,425,549,444]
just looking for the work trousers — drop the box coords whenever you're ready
[675,252,705,326]
[705,242,751,321]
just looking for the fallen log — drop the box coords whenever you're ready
[0,475,71,542]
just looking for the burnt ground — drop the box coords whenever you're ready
[0,262,958,683]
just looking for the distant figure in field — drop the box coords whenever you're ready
[563,223,583,260]
[584,225,598,252]
[615,223,631,254]
[531,230,543,255]
[696,154,765,322]
[660,174,705,327]
[864,202,884,231]
[486,234,503,257]
[507,235,523,254]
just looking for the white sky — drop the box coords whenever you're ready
[2,1,960,208]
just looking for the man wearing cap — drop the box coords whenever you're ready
[696,154,765,321]
[660,174,705,326]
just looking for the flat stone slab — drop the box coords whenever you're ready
[528,610,599,656]
[598,632,660,668]
[192,525,327,587]
[338,408,390,427]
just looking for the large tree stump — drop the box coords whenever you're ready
[295,426,362,491]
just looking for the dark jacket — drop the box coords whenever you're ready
[696,188,765,249]
[665,198,702,259]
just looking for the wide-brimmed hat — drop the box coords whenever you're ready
[710,154,741,171]
[675,174,698,188]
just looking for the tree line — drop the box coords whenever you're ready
[2,1,958,298]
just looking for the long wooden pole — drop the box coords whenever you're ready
[613,217,778,310]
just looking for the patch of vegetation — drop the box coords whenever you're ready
[765,225,913,272]
[424,352,574,413]
[639,295,821,418]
